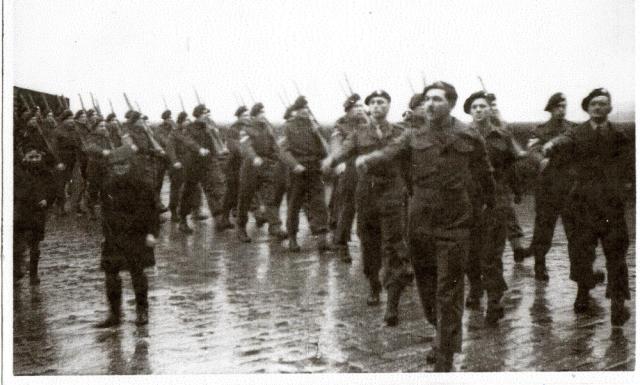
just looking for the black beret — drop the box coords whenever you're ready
[364,90,391,105]
[463,91,491,114]
[128,110,141,122]
[250,102,264,117]
[193,104,210,118]
[343,93,361,112]
[106,112,117,121]
[291,96,308,111]
[235,105,248,117]
[283,106,293,120]
[543,92,566,112]
[59,109,73,121]
[581,88,611,112]
[177,111,188,124]
[161,110,172,119]
[423,81,458,107]
[74,110,86,120]
[142,115,149,121]
[408,93,425,110]
[86,109,96,117]
[124,110,133,119]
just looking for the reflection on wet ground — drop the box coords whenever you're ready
[13,194,635,374]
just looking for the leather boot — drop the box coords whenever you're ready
[366,278,382,306]
[573,284,591,313]
[95,276,122,328]
[611,298,630,327]
[179,218,194,234]
[28,251,40,285]
[288,236,301,252]
[132,271,149,326]
[384,283,403,326]
[215,215,234,232]
[485,295,505,325]
[336,245,352,263]
[434,350,454,372]
[513,247,530,262]
[268,224,287,240]
[316,233,334,252]
[534,255,549,281]
[236,225,252,243]
[465,286,482,309]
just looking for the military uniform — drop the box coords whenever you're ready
[222,116,250,226]
[85,128,115,216]
[331,117,413,325]
[176,108,227,232]
[280,113,330,248]
[73,116,91,213]
[549,118,631,324]
[236,116,287,240]
[368,115,496,369]
[52,113,82,214]
[527,118,577,279]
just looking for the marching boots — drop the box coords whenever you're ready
[28,250,40,286]
[434,350,454,372]
[236,225,252,243]
[132,270,149,326]
[337,245,352,263]
[316,233,334,252]
[215,215,234,232]
[288,235,301,252]
[170,208,180,223]
[384,283,403,326]
[465,285,482,309]
[573,284,591,313]
[366,278,382,306]
[485,295,505,325]
[268,224,288,240]
[95,275,123,328]
[534,254,549,281]
[611,298,630,327]
[179,217,194,234]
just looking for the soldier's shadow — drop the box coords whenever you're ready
[96,327,151,374]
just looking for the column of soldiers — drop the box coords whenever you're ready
[13,83,632,371]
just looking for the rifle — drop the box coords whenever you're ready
[135,101,142,113]
[421,71,427,88]
[41,94,51,114]
[90,92,101,116]
[277,93,288,109]
[407,77,416,93]
[61,94,69,109]
[179,94,186,112]
[339,82,349,98]
[19,94,32,113]
[162,96,169,111]
[192,88,228,155]
[27,93,41,117]
[95,96,102,116]
[123,92,135,111]
[78,94,87,113]
[56,95,64,111]
[246,85,256,104]
[194,86,202,105]
[343,73,355,95]
[291,81,329,153]
[108,99,115,115]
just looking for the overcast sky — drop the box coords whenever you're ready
[11,0,635,123]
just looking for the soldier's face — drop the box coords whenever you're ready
[240,111,250,119]
[551,101,567,120]
[424,89,451,122]
[470,98,490,123]
[412,102,427,118]
[368,97,389,119]
[77,114,87,124]
[96,121,108,135]
[587,96,611,121]
[347,103,365,118]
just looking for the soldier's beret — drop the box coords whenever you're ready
[543,92,566,112]
[59,109,73,121]
[106,112,117,121]
[177,111,188,124]
[142,115,149,121]
[86,109,96,117]
[250,102,264,117]
[74,110,86,120]
[343,93,361,112]
[423,81,458,107]
[91,117,105,130]
[463,91,491,114]
[235,105,248,117]
[128,110,141,122]
[291,96,308,111]
[193,104,210,118]
[124,110,133,119]
[161,109,172,120]
[364,90,391,105]
[408,93,425,110]
[581,88,611,112]
[283,105,293,120]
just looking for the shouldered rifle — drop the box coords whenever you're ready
[179,94,186,113]
[162,96,169,111]
[108,99,115,115]
[90,92,102,116]
[19,94,32,113]
[78,94,87,113]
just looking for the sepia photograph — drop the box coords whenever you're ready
[1,0,637,384]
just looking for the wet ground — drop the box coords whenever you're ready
[12,188,636,374]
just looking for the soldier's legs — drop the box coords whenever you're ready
[465,204,484,308]
[130,265,149,325]
[154,159,168,210]
[13,230,28,280]
[357,203,382,305]
[334,170,357,247]
[169,167,185,219]
[569,210,600,313]
[286,173,305,251]
[259,163,286,236]
[221,160,240,219]
[179,164,204,233]
[237,163,259,228]
[480,207,508,324]
[505,201,525,252]
[28,234,42,284]
[96,267,123,327]
[201,158,226,220]
[529,184,563,270]
[601,212,630,302]
[303,171,329,236]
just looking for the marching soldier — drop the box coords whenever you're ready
[327,93,367,263]
[464,91,524,324]
[73,109,91,215]
[323,89,413,326]
[14,145,56,284]
[105,112,123,148]
[280,96,332,252]
[176,104,227,234]
[51,109,80,216]
[236,103,288,242]
[219,105,251,232]
[526,93,580,281]
[543,88,631,326]
[166,111,190,222]
[96,145,159,327]
[85,118,115,220]
[360,82,496,371]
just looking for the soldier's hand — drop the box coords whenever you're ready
[145,234,158,247]
[335,162,346,175]
[541,141,554,157]
[199,148,210,157]
[102,149,111,157]
[293,164,306,174]
[56,163,66,171]
[38,200,47,208]
[173,161,182,169]
[253,157,264,167]
[355,154,369,169]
